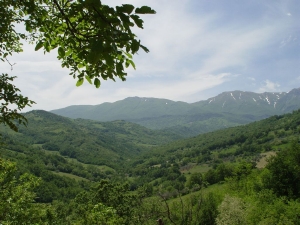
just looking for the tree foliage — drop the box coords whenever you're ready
[0,158,41,224]
[216,195,248,225]
[0,74,35,131]
[71,180,139,224]
[263,141,300,198]
[0,0,155,130]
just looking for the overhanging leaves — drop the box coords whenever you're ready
[58,47,65,58]
[131,15,144,28]
[35,41,44,51]
[0,74,35,132]
[85,75,92,84]
[0,0,154,131]
[135,6,156,14]
[116,4,135,14]
[76,78,84,87]
[94,78,101,88]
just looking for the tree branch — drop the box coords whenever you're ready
[158,193,177,225]
[52,0,80,39]
[5,58,16,71]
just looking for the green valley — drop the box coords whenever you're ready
[1,107,300,224]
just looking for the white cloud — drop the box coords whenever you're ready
[258,80,280,93]
[114,72,233,101]
[20,71,234,111]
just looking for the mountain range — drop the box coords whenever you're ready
[51,88,300,137]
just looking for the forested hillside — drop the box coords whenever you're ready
[1,110,180,165]
[133,109,300,166]
[125,109,300,193]
[0,110,181,203]
[1,109,300,224]
[51,88,300,137]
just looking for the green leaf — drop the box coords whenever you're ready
[104,54,114,67]
[65,49,72,56]
[25,22,32,32]
[118,12,131,25]
[116,62,124,75]
[39,27,45,32]
[140,45,150,53]
[58,47,65,57]
[76,78,84,87]
[135,6,156,14]
[87,50,99,65]
[116,4,135,14]
[128,59,136,70]
[44,42,50,52]
[35,41,44,51]
[124,52,132,59]
[85,75,92,84]
[85,0,101,7]
[94,78,101,88]
[78,63,85,69]
[131,40,140,53]
[130,15,144,28]
[87,41,103,64]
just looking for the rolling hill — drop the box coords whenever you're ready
[1,106,300,204]
[0,110,181,167]
[129,108,300,173]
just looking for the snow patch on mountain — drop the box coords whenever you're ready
[231,93,236,100]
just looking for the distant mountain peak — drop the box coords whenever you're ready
[50,87,300,137]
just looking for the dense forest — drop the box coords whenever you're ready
[1,109,300,224]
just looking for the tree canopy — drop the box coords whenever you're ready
[0,0,155,130]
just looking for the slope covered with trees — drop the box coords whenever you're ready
[125,109,300,195]
[1,110,181,167]
[130,109,300,167]
[1,108,300,223]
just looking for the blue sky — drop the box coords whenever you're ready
[1,0,299,111]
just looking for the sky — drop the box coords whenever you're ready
[1,0,299,111]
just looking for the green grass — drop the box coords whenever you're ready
[181,163,211,174]
[32,144,43,148]
[51,171,89,181]
[42,149,61,155]
[42,149,116,173]
[64,157,115,172]
[218,146,238,155]
[51,128,65,133]
[167,182,227,204]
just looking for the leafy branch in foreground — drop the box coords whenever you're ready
[3,0,155,87]
[0,74,35,131]
[0,0,155,131]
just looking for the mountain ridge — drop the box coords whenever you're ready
[51,87,300,137]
